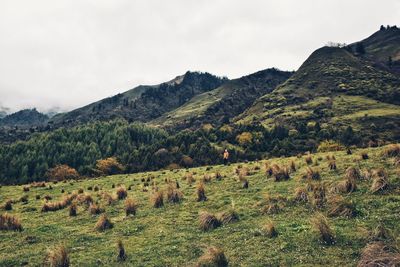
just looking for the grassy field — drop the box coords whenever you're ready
[0,145,399,266]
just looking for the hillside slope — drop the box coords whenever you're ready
[50,71,227,127]
[151,68,292,129]
[0,145,399,265]
[0,108,49,127]
[237,28,400,140]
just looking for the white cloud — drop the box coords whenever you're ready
[0,0,399,112]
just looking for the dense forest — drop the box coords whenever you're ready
[0,119,371,185]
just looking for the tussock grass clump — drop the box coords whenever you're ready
[305,154,313,165]
[306,167,320,180]
[262,221,278,238]
[310,213,335,245]
[150,191,164,208]
[358,242,400,267]
[262,194,286,214]
[0,213,23,231]
[272,165,290,181]
[293,187,308,203]
[44,195,52,201]
[242,178,249,189]
[101,192,116,205]
[328,160,337,170]
[166,186,183,203]
[197,183,207,202]
[327,196,357,218]
[125,198,138,216]
[31,181,46,188]
[77,188,84,194]
[23,186,30,192]
[94,185,99,192]
[117,240,126,262]
[36,195,41,200]
[336,176,357,193]
[202,174,212,183]
[381,144,400,158]
[44,245,70,267]
[361,152,369,160]
[215,172,222,181]
[372,223,392,241]
[290,160,296,172]
[94,214,113,231]
[196,246,228,267]
[199,211,221,231]
[216,210,239,224]
[42,194,77,212]
[20,195,28,203]
[68,203,77,217]
[87,186,93,191]
[88,203,104,215]
[345,167,361,180]
[77,193,93,206]
[3,200,13,211]
[116,186,128,200]
[371,168,389,193]
[311,183,326,209]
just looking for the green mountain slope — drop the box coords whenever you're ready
[237,28,400,140]
[0,108,49,127]
[50,72,227,127]
[151,68,292,129]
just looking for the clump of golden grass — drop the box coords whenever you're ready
[326,154,336,161]
[306,167,320,180]
[371,168,389,193]
[336,176,357,193]
[293,187,308,203]
[117,240,126,262]
[77,193,93,206]
[305,154,313,165]
[125,198,138,216]
[101,192,116,205]
[116,186,128,200]
[361,152,369,160]
[261,194,286,214]
[23,186,30,192]
[196,246,228,267]
[215,172,222,181]
[88,203,104,215]
[0,213,23,231]
[327,195,357,218]
[42,193,77,212]
[311,183,326,209]
[266,165,273,177]
[196,183,207,202]
[381,144,400,158]
[44,245,70,267]
[290,160,296,172]
[328,160,337,170]
[262,221,278,238]
[20,195,28,203]
[346,148,352,155]
[31,181,46,188]
[310,213,335,245]
[242,178,249,189]
[272,165,290,181]
[358,242,400,267]
[150,191,164,208]
[345,167,361,180]
[216,210,239,224]
[199,211,221,231]
[185,173,195,185]
[68,203,77,217]
[239,167,249,177]
[166,185,183,203]
[3,200,12,211]
[94,214,113,231]
[202,174,212,183]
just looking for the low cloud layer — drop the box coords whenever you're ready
[0,0,399,113]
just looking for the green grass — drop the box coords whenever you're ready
[1,145,399,266]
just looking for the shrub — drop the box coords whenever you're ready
[69,203,77,217]
[150,191,164,208]
[317,140,345,152]
[381,144,400,158]
[44,245,70,267]
[197,183,207,202]
[117,240,126,262]
[327,196,357,218]
[262,221,278,238]
[199,211,221,231]
[166,186,183,204]
[216,210,239,224]
[196,246,228,267]
[95,157,124,176]
[116,186,128,200]
[125,198,138,216]
[0,213,23,231]
[94,214,113,231]
[371,169,389,193]
[311,213,335,245]
[358,242,400,266]
[46,164,79,182]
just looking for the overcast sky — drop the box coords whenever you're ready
[0,0,399,113]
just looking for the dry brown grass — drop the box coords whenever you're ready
[44,245,70,267]
[124,198,138,216]
[94,214,113,231]
[42,193,77,212]
[23,186,30,192]
[150,191,164,208]
[0,213,23,231]
[327,195,357,218]
[371,168,389,193]
[290,160,296,172]
[199,211,221,231]
[101,192,116,205]
[336,176,357,193]
[310,213,335,245]
[166,185,183,203]
[305,154,313,165]
[328,160,337,170]
[196,183,207,202]
[311,183,326,209]
[76,193,93,206]
[2,200,12,211]
[202,174,212,183]
[216,210,239,224]
[293,187,308,203]
[271,165,290,181]
[116,240,126,262]
[306,167,321,180]
[357,242,400,267]
[262,221,278,238]
[116,186,128,200]
[242,178,249,189]
[196,246,228,267]
[261,194,286,214]
[345,167,361,180]
[30,181,46,188]
[361,152,369,160]
[68,203,77,217]
[381,144,400,158]
[88,203,104,215]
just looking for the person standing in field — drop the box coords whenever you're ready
[223,149,229,165]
